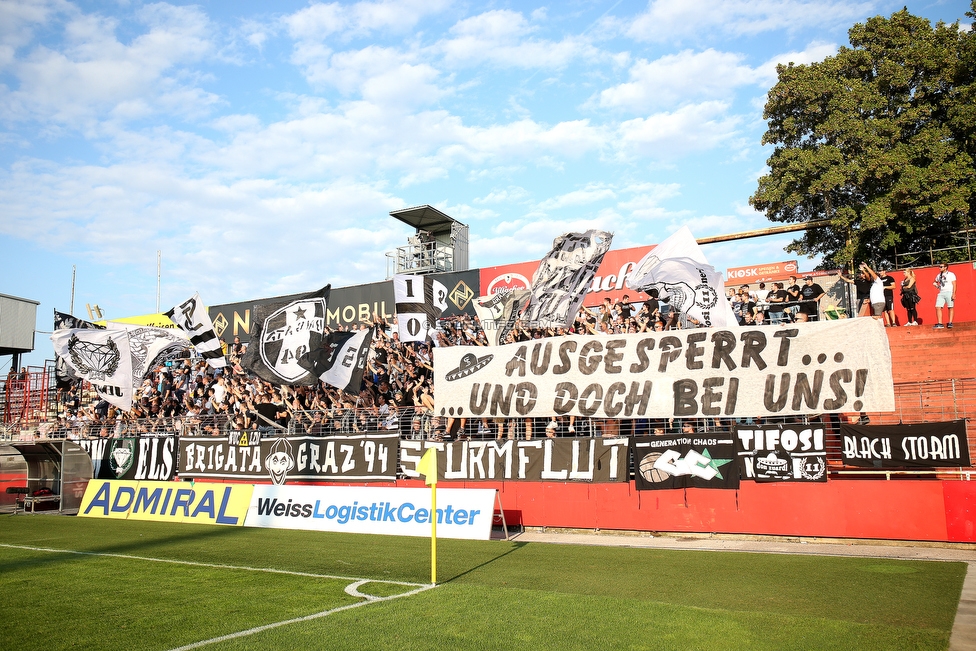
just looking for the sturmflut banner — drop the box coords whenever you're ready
[178,432,399,482]
[434,319,894,420]
[399,438,630,482]
[244,485,496,540]
[734,425,828,482]
[840,420,971,468]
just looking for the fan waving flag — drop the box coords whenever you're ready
[298,327,374,394]
[104,322,191,389]
[51,328,134,411]
[626,226,735,328]
[522,230,613,329]
[165,293,227,368]
[242,285,331,386]
[473,290,529,346]
[394,274,447,343]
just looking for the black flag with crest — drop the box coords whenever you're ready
[241,285,331,386]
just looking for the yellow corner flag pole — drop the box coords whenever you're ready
[417,447,438,585]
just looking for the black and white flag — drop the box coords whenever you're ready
[51,328,134,411]
[394,274,447,343]
[165,293,227,368]
[734,425,828,482]
[241,285,331,386]
[299,327,374,394]
[104,322,191,388]
[632,434,739,490]
[627,226,735,328]
[54,310,105,389]
[522,230,613,329]
[473,290,530,346]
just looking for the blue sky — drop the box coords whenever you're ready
[0,0,970,370]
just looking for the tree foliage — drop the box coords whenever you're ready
[750,4,976,269]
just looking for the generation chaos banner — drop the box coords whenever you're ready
[434,319,895,420]
[632,434,739,490]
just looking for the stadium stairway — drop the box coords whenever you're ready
[886,321,976,384]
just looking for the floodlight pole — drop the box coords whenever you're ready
[156,250,161,313]
[70,265,76,315]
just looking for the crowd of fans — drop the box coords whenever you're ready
[43,286,835,441]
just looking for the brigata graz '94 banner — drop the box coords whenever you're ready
[840,420,971,468]
[434,319,894,419]
[179,432,398,482]
[400,438,630,482]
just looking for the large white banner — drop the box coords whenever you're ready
[244,485,495,540]
[434,318,895,420]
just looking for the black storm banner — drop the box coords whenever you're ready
[840,420,971,468]
[179,432,399,482]
[79,436,177,481]
[734,424,827,482]
[399,438,630,483]
[435,318,895,419]
[632,434,739,490]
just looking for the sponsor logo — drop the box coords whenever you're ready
[212,312,228,338]
[254,497,482,526]
[486,273,531,296]
[449,281,475,310]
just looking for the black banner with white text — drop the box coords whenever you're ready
[734,424,827,482]
[840,420,970,468]
[632,435,739,490]
[79,436,177,481]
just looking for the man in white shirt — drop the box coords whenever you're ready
[933,263,957,329]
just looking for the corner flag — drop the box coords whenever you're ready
[417,447,438,584]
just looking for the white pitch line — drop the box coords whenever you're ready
[0,543,428,587]
[1,542,438,650]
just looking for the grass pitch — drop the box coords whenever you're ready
[0,515,966,651]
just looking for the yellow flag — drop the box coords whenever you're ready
[417,448,438,486]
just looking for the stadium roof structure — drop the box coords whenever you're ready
[389,204,462,236]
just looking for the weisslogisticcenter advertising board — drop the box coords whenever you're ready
[244,485,496,540]
[434,319,895,420]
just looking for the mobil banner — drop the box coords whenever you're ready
[79,480,252,526]
[245,485,496,540]
[434,319,895,420]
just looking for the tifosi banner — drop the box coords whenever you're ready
[245,485,495,540]
[734,425,827,482]
[632,434,739,490]
[840,420,971,468]
[79,480,252,525]
[399,438,630,483]
[179,432,399,482]
[434,319,894,419]
[78,436,177,481]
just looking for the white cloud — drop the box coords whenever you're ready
[626,0,876,42]
[598,49,757,112]
[438,9,600,69]
[0,3,216,127]
[753,41,838,86]
[473,186,530,204]
[614,101,740,159]
[536,185,616,210]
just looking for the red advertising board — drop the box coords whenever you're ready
[478,245,656,306]
[726,260,799,283]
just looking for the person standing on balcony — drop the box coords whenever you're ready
[900,269,920,326]
[933,263,956,329]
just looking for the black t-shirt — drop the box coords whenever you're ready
[854,277,872,301]
[768,289,788,311]
[881,274,895,298]
[617,301,633,319]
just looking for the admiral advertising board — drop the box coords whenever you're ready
[208,271,479,343]
[479,245,655,307]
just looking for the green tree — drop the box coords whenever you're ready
[750,4,976,269]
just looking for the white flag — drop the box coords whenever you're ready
[627,226,734,328]
[165,293,227,368]
[394,274,448,343]
[522,230,613,329]
[51,328,135,411]
[104,322,191,389]
[299,328,374,394]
